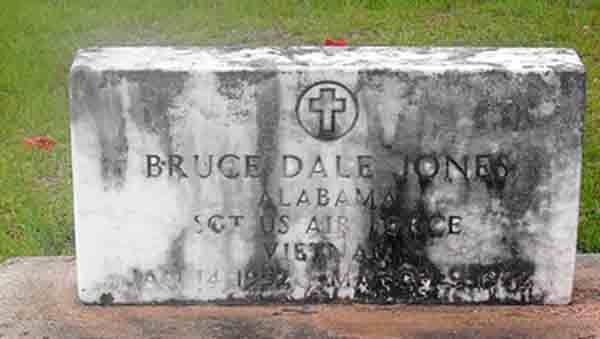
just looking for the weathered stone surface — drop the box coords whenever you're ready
[69,47,585,305]
[3,256,600,338]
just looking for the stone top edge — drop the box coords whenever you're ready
[71,46,585,73]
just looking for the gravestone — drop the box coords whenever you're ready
[69,47,584,305]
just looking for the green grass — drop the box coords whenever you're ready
[0,0,599,260]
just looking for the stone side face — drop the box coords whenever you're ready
[69,47,585,305]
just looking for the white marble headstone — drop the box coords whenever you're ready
[70,47,585,305]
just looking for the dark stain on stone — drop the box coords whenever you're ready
[354,182,543,304]
[118,70,189,156]
[93,228,187,303]
[350,70,546,304]
[357,70,423,151]
[99,292,114,306]
[70,66,129,190]
[215,71,278,101]
[353,172,444,304]
[444,258,543,304]
[499,147,549,220]
[559,71,584,97]
[240,72,291,300]
[473,71,558,133]
[558,71,586,132]
[485,146,552,267]
[161,227,187,291]
[475,153,513,194]
[358,71,443,303]
[304,242,343,303]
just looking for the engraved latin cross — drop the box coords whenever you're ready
[308,88,347,137]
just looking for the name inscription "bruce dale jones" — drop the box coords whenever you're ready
[143,152,512,256]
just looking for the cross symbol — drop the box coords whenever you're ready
[308,88,347,137]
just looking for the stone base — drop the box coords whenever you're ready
[1,256,600,339]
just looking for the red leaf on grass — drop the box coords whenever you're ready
[324,38,347,46]
[23,136,57,152]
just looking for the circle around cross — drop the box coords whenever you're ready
[295,81,359,141]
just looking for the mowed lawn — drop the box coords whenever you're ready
[0,0,599,260]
